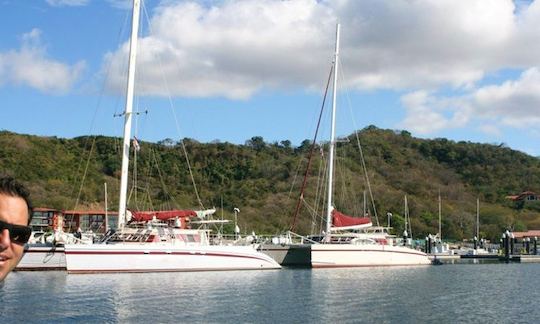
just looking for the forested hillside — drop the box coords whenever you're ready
[1,127,539,242]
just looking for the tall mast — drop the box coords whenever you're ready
[476,197,480,239]
[406,195,412,238]
[438,189,441,240]
[325,23,340,238]
[104,182,108,231]
[118,0,141,230]
[363,190,367,216]
[404,195,408,237]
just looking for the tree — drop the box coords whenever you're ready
[296,139,312,153]
[246,136,266,152]
[158,138,175,147]
[280,140,292,149]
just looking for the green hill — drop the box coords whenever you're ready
[1,127,539,242]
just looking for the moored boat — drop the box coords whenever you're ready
[16,208,110,271]
[18,243,65,271]
[307,24,430,267]
[64,0,280,273]
[311,243,431,268]
[65,224,279,273]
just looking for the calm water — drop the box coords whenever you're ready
[1,263,538,323]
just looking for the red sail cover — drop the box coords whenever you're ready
[131,210,197,222]
[332,209,371,227]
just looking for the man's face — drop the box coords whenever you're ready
[0,194,29,281]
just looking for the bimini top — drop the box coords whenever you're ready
[130,210,197,222]
[330,209,372,232]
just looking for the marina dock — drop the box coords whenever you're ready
[429,254,540,263]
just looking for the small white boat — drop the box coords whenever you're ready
[16,231,84,271]
[18,245,65,271]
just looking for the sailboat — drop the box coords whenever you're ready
[63,0,280,273]
[309,24,431,267]
[430,191,452,255]
[459,198,490,256]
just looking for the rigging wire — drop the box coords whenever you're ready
[132,103,139,210]
[69,7,130,221]
[141,2,205,210]
[339,60,380,226]
[72,142,96,215]
[142,181,155,211]
[301,198,321,222]
[151,146,179,208]
[289,64,334,231]
[313,152,328,235]
[274,154,306,232]
[287,156,305,200]
[335,152,360,217]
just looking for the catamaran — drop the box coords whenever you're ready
[63,0,280,273]
[309,24,431,267]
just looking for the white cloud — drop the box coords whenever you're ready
[400,91,451,134]
[46,0,89,7]
[100,0,540,108]
[103,0,335,99]
[0,29,85,94]
[400,66,540,136]
[103,0,540,99]
[478,124,502,137]
[473,67,540,127]
[335,0,516,90]
[399,90,473,134]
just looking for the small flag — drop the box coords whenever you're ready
[132,136,141,151]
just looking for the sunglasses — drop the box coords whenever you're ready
[0,219,32,245]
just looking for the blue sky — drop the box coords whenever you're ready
[1,0,540,155]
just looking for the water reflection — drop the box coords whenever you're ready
[2,264,539,323]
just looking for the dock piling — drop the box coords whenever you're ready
[503,231,510,262]
[510,232,515,255]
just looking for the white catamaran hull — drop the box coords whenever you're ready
[311,244,431,267]
[64,244,281,273]
[17,245,66,270]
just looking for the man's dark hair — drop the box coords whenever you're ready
[0,176,33,225]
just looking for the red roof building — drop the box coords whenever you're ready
[512,230,540,239]
[505,191,540,202]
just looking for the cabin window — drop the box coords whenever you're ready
[185,234,196,243]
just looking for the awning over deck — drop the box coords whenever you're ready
[131,210,197,222]
[330,209,372,231]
